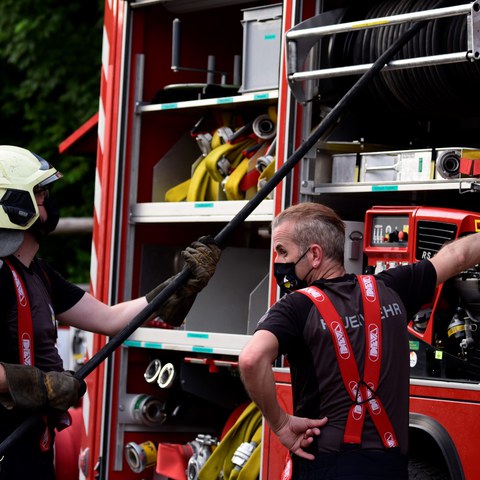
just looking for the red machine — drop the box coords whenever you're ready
[364,206,480,353]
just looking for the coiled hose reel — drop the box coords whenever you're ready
[322,0,480,116]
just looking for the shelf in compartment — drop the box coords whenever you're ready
[137,90,279,113]
[302,178,480,195]
[125,327,251,356]
[130,199,274,223]
[130,0,163,8]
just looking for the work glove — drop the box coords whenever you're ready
[146,236,221,327]
[0,363,86,412]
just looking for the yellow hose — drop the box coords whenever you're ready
[198,403,262,480]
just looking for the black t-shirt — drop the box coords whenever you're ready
[0,255,86,371]
[256,260,437,456]
[0,256,86,477]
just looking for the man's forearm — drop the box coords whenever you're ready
[431,232,480,285]
[240,360,288,432]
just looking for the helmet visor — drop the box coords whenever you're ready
[37,171,63,189]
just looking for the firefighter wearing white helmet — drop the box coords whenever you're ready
[0,145,221,479]
[0,146,62,256]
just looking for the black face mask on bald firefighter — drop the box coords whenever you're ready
[30,194,60,242]
[274,247,311,295]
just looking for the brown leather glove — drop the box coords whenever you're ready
[180,236,221,294]
[0,363,86,412]
[146,236,221,327]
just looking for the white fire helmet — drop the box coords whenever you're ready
[0,146,62,256]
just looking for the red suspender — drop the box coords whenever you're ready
[3,259,35,366]
[3,259,63,450]
[298,275,398,449]
[356,275,398,448]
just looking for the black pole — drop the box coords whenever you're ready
[0,14,432,457]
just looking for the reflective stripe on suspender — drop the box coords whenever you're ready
[298,275,398,449]
[4,259,35,366]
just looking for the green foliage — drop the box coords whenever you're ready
[0,0,104,282]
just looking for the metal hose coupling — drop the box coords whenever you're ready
[157,362,176,389]
[252,114,276,140]
[125,440,157,473]
[256,137,276,173]
[256,154,275,173]
[217,156,232,177]
[186,434,218,480]
[231,440,258,471]
[196,133,213,156]
[436,150,460,179]
[144,358,162,384]
[119,394,167,426]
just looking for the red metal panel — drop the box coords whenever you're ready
[262,379,294,479]
[80,0,126,478]
[410,383,480,403]
[269,0,297,308]
[410,391,480,480]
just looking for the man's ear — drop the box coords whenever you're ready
[310,244,323,268]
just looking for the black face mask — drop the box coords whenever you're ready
[30,194,60,242]
[273,247,311,295]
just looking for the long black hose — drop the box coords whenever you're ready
[0,10,437,458]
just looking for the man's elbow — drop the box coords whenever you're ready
[238,347,258,376]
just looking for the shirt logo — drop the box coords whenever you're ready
[361,276,376,302]
[368,324,380,362]
[332,321,350,358]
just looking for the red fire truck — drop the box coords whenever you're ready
[61,0,480,479]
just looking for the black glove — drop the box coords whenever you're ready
[146,236,221,327]
[0,363,86,412]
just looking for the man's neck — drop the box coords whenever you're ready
[13,233,39,267]
[312,259,346,282]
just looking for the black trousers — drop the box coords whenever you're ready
[292,449,408,480]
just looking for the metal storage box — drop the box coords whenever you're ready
[359,149,434,183]
[332,153,359,183]
[239,4,282,93]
